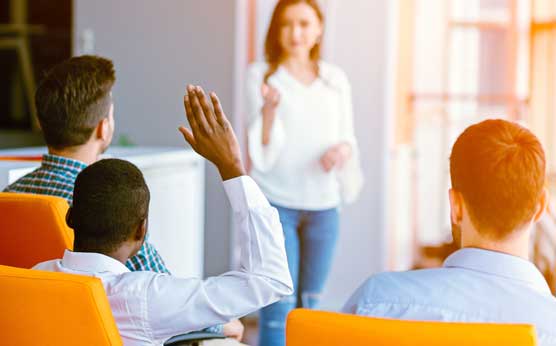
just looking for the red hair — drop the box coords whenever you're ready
[450,119,546,238]
[263,0,324,83]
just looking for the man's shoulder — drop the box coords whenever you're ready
[111,271,208,299]
[105,271,191,300]
[352,268,464,306]
[6,165,74,186]
[368,268,449,289]
[349,267,556,316]
[4,167,43,191]
[4,165,76,201]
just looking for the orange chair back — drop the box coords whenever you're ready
[0,264,122,345]
[286,309,537,346]
[0,192,74,268]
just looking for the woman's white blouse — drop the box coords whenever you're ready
[246,61,357,210]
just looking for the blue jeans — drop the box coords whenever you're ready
[259,204,339,346]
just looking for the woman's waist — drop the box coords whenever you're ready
[251,165,339,186]
[250,170,340,206]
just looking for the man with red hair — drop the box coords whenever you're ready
[344,119,556,345]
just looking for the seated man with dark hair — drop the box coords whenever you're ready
[343,119,556,345]
[34,86,293,345]
[4,55,168,274]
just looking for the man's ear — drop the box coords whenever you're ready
[533,188,549,223]
[66,207,74,228]
[95,117,110,142]
[134,219,148,241]
[449,188,463,225]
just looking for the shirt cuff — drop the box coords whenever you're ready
[202,324,224,335]
[223,175,270,213]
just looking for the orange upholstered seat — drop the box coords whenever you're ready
[0,192,74,268]
[286,309,537,346]
[0,264,122,345]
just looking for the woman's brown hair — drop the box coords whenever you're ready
[263,0,324,83]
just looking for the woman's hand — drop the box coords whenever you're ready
[222,319,245,341]
[320,142,352,172]
[262,83,280,111]
[261,84,280,145]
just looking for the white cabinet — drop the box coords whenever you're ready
[0,146,205,278]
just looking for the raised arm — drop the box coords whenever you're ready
[246,65,287,172]
[260,84,281,146]
[147,86,293,343]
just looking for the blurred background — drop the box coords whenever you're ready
[1,2,555,334]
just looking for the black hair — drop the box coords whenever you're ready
[68,159,150,254]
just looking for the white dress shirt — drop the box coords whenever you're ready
[343,248,556,346]
[246,61,358,210]
[34,176,293,346]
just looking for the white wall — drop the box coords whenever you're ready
[73,0,238,276]
[320,0,391,309]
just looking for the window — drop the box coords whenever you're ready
[389,0,556,276]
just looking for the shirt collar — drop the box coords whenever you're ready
[61,249,130,275]
[41,154,88,176]
[443,248,551,294]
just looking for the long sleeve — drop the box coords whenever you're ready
[246,64,286,173]
[336,70,357,148]
[147,176,293,343]
[335,70,364,204]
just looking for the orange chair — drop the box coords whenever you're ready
[286,309,537,346]
[0,192,74,268]
[0,264,122,345]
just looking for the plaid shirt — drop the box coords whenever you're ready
[4,154,170,274]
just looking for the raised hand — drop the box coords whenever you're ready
[179,85,245,181]
[261,84,281,145]
[261,83,280,110]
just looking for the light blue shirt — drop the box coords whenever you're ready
[343,248,556,346]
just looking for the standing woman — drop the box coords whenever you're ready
[246,1,362,345]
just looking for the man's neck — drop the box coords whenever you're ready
[106,250,130,265]
[461,228,530,259]
[48,145,99,165]
[105,241,139,265]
